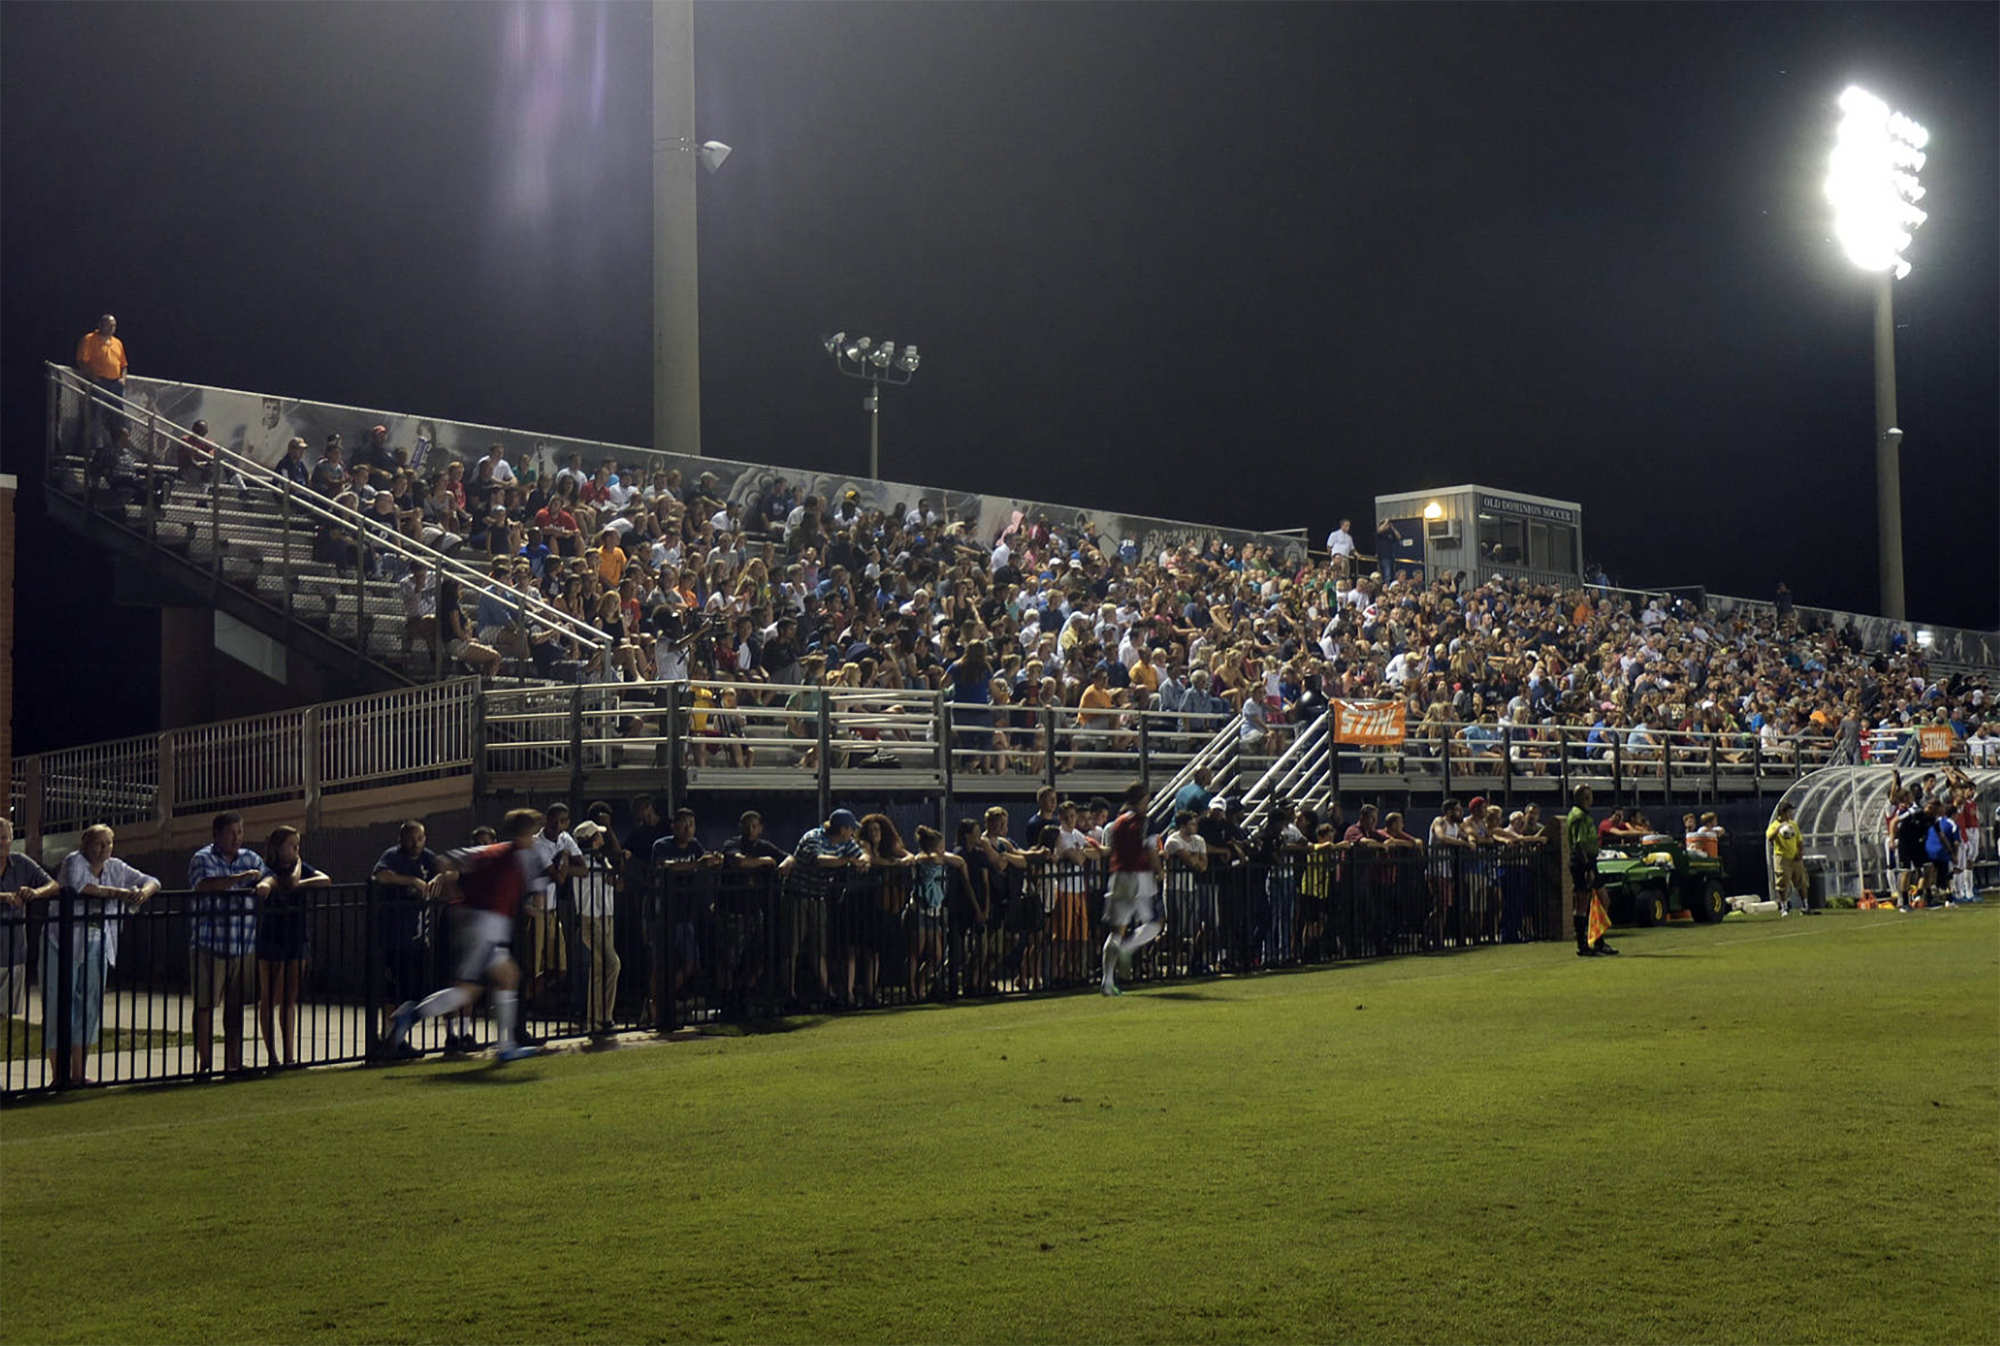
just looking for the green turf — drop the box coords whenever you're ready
[4,908,1996,1345]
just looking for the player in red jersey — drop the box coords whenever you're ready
[1100,782,1164,996]
[386,809,543,1063]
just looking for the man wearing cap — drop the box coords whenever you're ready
[784,809,868,1013]
[567,820,622,1036]
[354,425,398,489]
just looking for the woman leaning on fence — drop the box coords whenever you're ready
[254,826,330,1069]
[48,826,160,1086]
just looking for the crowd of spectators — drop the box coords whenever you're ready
[65,322,1996,771]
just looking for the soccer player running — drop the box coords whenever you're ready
[386,809,544,1063]
[1100,782,1165,995]
[1565,786,1618,957]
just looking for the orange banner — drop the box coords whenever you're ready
[1919,726,1955,760]
[1333,700,1406,746]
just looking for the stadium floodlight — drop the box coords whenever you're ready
[1827,86,1929,279]
[1825,84,1931,621]
[825,329,923,480]
[697,140,732,174]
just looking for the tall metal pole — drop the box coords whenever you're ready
[653,0,700,459]
[1872,272,1904,620]
[866,383,880,481]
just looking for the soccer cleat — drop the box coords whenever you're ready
[1592,941,1620,956]
[494,1044,540,1064]
[1101,984,1123,996]
[1575,946,1600,958]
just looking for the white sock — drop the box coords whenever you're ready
[493,988,518,1050]
[1102,933,1121,988]
[416,985,470,1021]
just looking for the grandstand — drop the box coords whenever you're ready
[26,362,2000,838]
[6,364,1995,1095]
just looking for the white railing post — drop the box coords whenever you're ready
[155,731,177,845]
[302,706,322,829]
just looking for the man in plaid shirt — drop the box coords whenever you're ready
[188,812,266,1074]
[783,809,868,1013]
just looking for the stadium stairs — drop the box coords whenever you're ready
[42,369,606,695]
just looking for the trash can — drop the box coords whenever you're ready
[1802,855,1831,910]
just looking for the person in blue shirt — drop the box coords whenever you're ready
[1922,799,1960,902]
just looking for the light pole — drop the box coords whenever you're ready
[824,333,920,481]
[651,0,731,460]
[1825,84,1929,621]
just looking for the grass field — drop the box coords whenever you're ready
[4,906,1995,1345]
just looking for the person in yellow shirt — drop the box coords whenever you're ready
[75,313,128,441]
[1072,664,1116,770]
[1765,800,1808,916]
[595,527,628,588]
[1127,643,1161,698]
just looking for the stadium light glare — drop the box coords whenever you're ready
[823,331,845,356]
[1825,85,1932,621]
[1826,84,1929,278]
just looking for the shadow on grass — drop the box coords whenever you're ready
[1135,989,1227,1002]
[416,1064,540,1085]
[698,1016,826,1037]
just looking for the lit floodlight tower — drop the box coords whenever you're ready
[1826,84,1929,621]
[824,332,921,480]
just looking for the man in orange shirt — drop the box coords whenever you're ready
[75,313,128,441]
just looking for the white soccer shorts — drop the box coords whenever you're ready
[1102,871,1159,931]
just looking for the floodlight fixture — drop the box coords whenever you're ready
[824,328,924,481]
[697,140,732,174]
[1827,85,1929,279]
[1825,85,1932,621]
[1422,502,1444,521]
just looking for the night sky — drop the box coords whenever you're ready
[2,1,1994,755]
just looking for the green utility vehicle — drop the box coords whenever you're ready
[1597,838,1730,926]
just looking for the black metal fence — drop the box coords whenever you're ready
[660,843,1566,1026]
[0,878,668,1098]
[1,844,1563,1097]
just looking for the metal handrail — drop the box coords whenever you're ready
[49,365,611,657]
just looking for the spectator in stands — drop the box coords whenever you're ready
[567,820,622,1037]
[784,808,867,1013]
[0,819,58,1021]
[310,435,350,497]
[371,821,443,1057]
[399,559,439,664]
[76,313,128,443]
[253,825,329,1068]
[437,577,504,678]
[50,826,160,1085]
[355,425,398,490]
[1326,519,1356,576]
[188,812,265,1075]
[314,494,362,572]
[274,437,313,492]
